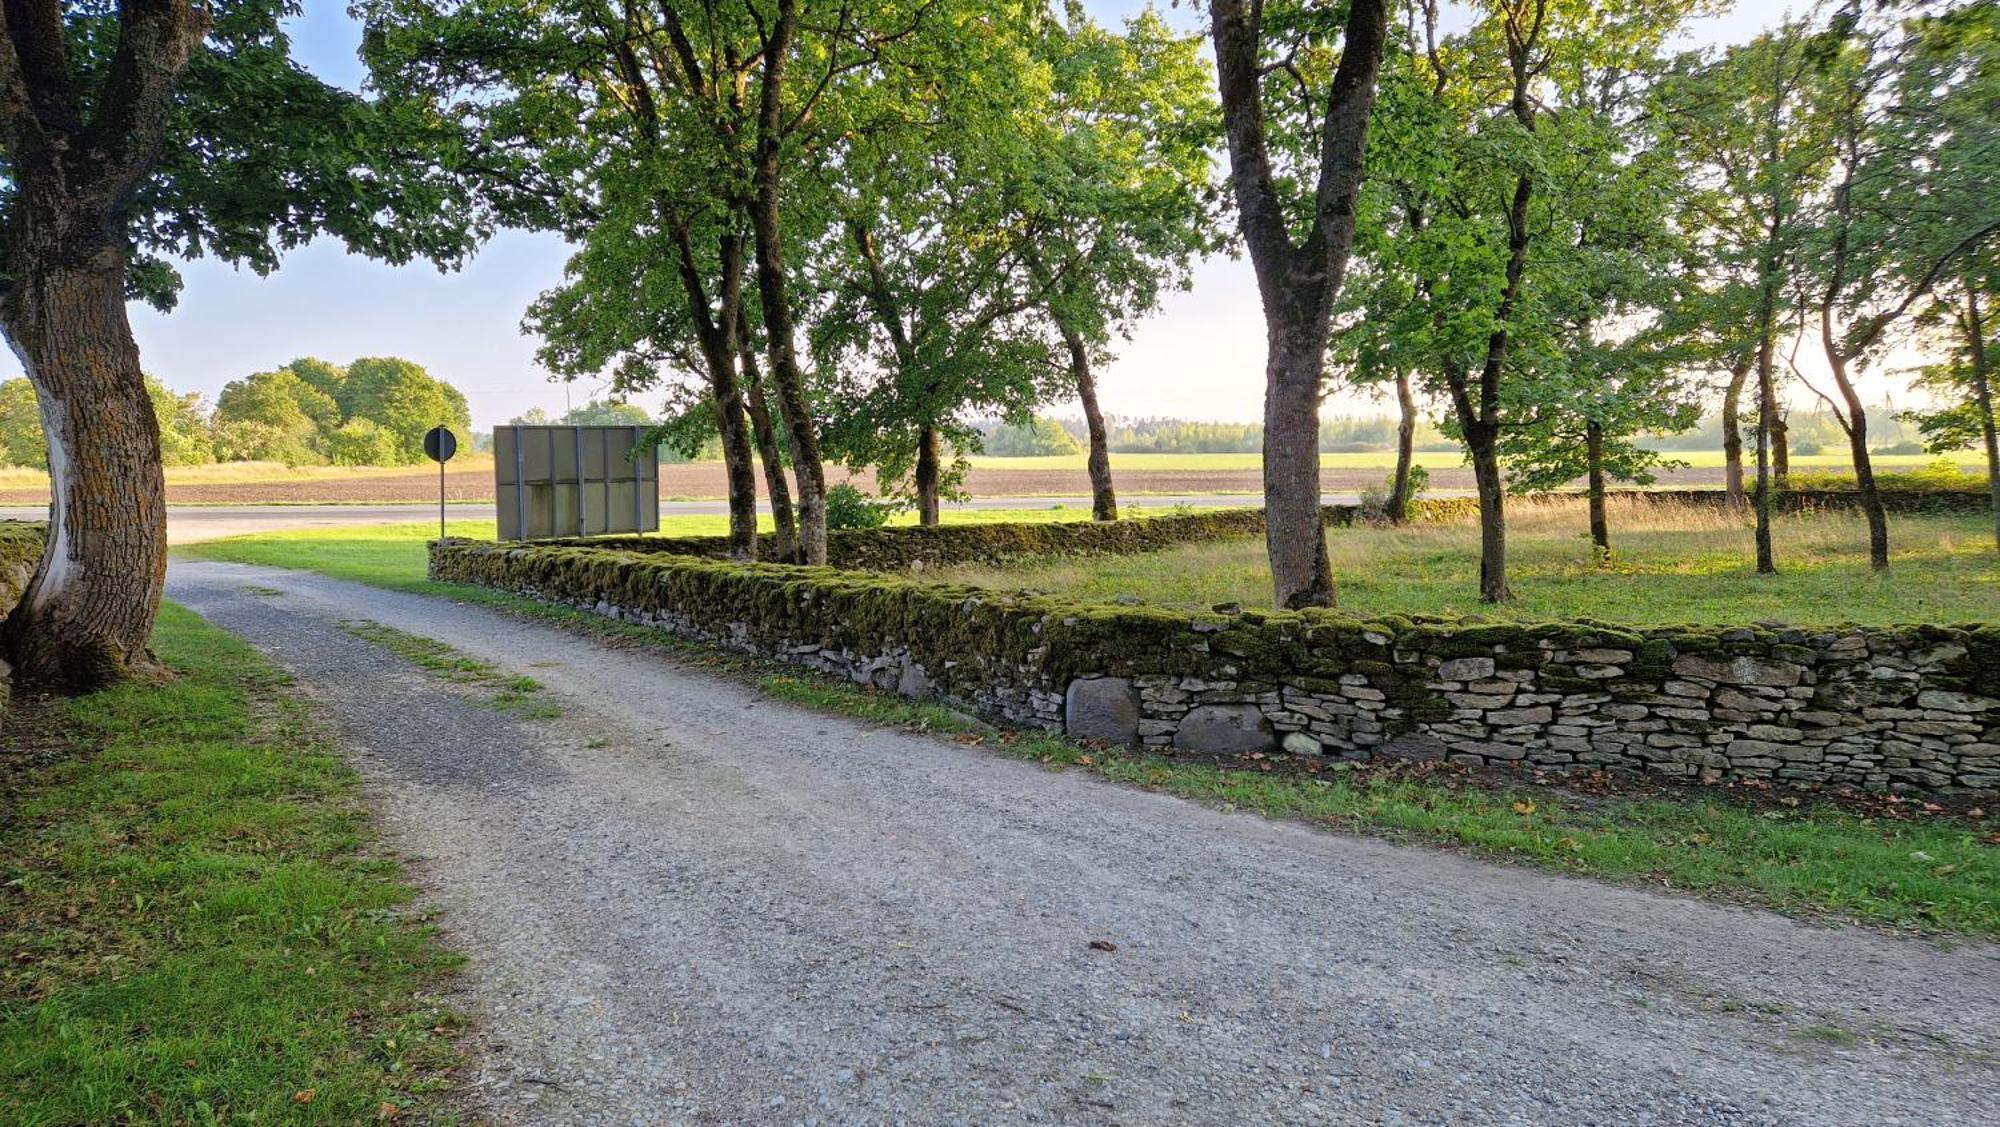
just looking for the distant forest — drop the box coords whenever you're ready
[976,407,1936,458]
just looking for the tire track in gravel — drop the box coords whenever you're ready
[167,559,2000,1126]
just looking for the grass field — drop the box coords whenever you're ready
[0,455,500,492]
[937,496,2000,627]
[960,450,1969,473]
[0,605,463,1123]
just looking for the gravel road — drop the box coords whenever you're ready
[167,559,2000,1126]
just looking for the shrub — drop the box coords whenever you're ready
[1787,459,1986,493]
[825,483,900,530]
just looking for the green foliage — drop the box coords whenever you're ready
[981,417,1082,457]
[324,417,403,467]
[1787,459,1990,494]
[0,378,47,470]
[340,357,472,462]
[0,604,464,1121]
[0,376,216,468]
[214,368,337,464]
[824,483,900,531]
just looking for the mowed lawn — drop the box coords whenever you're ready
[937,497,2000,627]
[962,449,1971,473]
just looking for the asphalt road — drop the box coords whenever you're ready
[0,493,1367,544]
[167,558,2000,1126]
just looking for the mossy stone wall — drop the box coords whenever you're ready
[0,520,47,710]
[430,535,1998,794]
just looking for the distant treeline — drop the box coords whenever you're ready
[0,357,472,470]
[977,406,1938,459]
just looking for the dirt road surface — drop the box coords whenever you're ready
[165,559,1999,1126]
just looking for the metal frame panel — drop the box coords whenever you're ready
[493,424,659,540]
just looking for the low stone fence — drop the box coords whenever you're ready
[522,489,1991,572]
[430,537,1999,794]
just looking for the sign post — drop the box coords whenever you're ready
[424,425,457,541]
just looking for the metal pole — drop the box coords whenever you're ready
[575,424,587,537]
[438,447,446,541]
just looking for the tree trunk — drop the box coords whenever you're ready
[1263,330,1335,608]
[1465,422,1510,602]
[1722,359,1748,506]
[1209,0,1386,610]
[1966,287,1999,553]
[1064,328,1117,522]
[1384,368,1416,523]
[748,0,827,565]
[914,424,942,526]
[0,249,168,690]
[1585,419,1609,562]
[737,312,797,561]
[1754,338,1778,575]
[742,361,798,563]
[1822,329,1889,570]
[1772,412,1790,487]
[710,380,759,561]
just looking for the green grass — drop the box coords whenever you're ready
[0,604,465,1125]
[939,497,2000,627]
[341,620,560,719]
[760,675,2000,936]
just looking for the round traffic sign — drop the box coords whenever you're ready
[424,426,458,463]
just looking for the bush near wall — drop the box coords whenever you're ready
[430,537,2000,794]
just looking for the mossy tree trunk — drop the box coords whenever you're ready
[669,228,758,560]
[913,424,942,526]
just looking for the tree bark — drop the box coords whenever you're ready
[1384,368,1416,523]
[0,250,168,690]
[1463,420,1510,602]
[913,424,942,526]
[1965,286,1999,552]
[1209,0,1388,608]
[1585,418,1609,562]
[1721,358,1748,506]
[1064,328,1117,522]
[739,333,798,562]
[0,0,207,691]
[748,0,827,564]
[1754,331,1778,575]
[666,230,757,559]
[1772,412,1790,486]
[1821,325,1889,571]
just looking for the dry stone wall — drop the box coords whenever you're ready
[431,537,1999,794]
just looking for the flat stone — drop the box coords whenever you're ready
[1915,690,1992,713]
[1065,677,1140,746]
[896,662,931,699]
[1437,657,1496,681]
[1282,731,1323,757]
[1487,706,1553,726]
[1174,704,1277,755]
[1672,654,1803,688]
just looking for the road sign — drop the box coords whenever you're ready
[425,426,456,541]
[425,425,458,463]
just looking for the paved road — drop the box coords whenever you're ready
[0,493,1373,545]
[168,558,2000,1126]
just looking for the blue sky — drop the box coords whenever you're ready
[5,2,1800,429]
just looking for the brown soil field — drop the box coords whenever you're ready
[0,462,1749,506]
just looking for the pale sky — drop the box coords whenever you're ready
[9,1,1904,430]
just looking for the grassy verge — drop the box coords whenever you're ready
[177,525,1998,937]
[0,604,465,1124]
[342,620,560,720]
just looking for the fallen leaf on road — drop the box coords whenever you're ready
[1088,939,1118,952]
